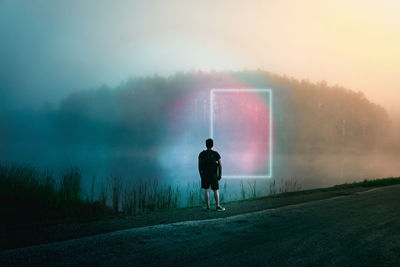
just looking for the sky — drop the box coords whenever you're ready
[1,0,399,111]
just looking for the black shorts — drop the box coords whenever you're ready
[201,176,219,190]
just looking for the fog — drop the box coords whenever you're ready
[1,71,399,199]
[1,1,399,197]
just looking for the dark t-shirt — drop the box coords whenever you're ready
[198,149,221,179]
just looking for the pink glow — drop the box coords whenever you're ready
[213,90,271,175]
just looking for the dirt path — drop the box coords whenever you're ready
[2,185,400,266]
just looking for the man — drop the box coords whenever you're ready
[198,138,225,211]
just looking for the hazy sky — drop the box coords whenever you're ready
[1,0,399,110]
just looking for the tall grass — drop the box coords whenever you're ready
[220,181,228,203]
[110,175,123,212]
[186,181,203,207]
[269,178,302,196]
[1,162,311,226]
[248,180,257,199]
[149,180,180,211]
[0,163,111,225]
[59,167,81,202]
[240,181,246,200]
[121,184,136,215]
[239,180,258,200]
[100,178,182,215]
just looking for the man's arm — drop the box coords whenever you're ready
[198,157,203,178]
[217,159,222,180]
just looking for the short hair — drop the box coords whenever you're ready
[206,138,213,149]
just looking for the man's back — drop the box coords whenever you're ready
[199,149,221,178]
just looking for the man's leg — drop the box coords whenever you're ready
[213,189,225,211]
[205,189,210,208]
[214,189,219,207]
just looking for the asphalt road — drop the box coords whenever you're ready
[2,185,400,266]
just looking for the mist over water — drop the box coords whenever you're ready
[1,71,399,200]
[212,90,271,177]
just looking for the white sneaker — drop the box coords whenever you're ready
[216,206,225,211]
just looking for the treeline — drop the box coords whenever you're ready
[0,70,392,183]
[57,70,389,149]
[290,80,389,154]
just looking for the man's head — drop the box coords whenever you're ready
[206,138,213,149]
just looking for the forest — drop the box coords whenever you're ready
[0,70,396,193]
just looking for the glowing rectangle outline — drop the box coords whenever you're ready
[210,88,273,179]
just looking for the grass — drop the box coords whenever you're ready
[264,177,400,199]
[334,177,400,189]
[0,161,232,225]
[186,182,203,207]
[1,162,400,227]
[0,163,112,226]
[269,178,301,196]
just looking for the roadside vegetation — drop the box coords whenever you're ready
[266,177,400,198]
[1,162,400,227]
[0,164,112,226]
